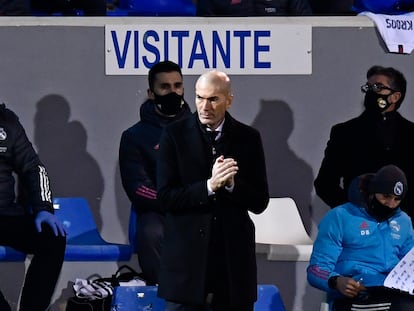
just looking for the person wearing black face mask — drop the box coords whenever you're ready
[365,164,407,222]
[153,91,185,116]
[314,65,414,222]
[119,60,192,285]
[362,82,398,114]
[308,165,414,311]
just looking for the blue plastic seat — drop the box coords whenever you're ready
[119,0,196,16]
[255,285,286,311]
[53,197,133,261]
[110,284,283,311]
[353,0,414,14]
[0,246,26,262]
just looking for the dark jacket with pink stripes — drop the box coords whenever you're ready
[119,99,191,214]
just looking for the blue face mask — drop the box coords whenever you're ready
[154,92,184,116]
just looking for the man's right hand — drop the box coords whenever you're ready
[210,155,238,192]
[336,276,366,298]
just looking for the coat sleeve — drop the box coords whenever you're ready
[119,129,161,213]
[156,124,210,212]
[314,125,348,208]
[225,127,269,215]
[307,210,344,293]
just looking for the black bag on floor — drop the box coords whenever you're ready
[65,265,145,311]
[109,264,146,286]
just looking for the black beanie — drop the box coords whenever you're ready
[368,165,408,198]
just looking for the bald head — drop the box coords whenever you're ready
[195,70,233,130]
[196,70,232,97]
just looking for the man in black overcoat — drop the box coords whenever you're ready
[156,70,269,310]
[315,65,414,221]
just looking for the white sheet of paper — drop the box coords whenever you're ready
[384,247,414,294]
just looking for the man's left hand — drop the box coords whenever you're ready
[35,211,66,236]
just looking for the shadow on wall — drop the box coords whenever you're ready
[251,99,315,311]
[251,100,314,234]
[33,94,105,230]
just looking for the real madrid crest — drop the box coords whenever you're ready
[0,128,6,141]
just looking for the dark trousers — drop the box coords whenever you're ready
[0,290,11,311]
[333,286,414,311]
[0,215,66,311]
[136,211,165,285]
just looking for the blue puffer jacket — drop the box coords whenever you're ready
[307,188,414,296]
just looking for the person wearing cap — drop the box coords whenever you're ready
[314,65,414,221]
[308,164,414,310]
[119,60,192,285]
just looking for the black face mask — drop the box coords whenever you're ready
[367,196,397,222]
[153,92,184,116]
[364,90,392,113]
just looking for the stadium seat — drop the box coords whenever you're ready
[353,0,414,14]
[53,197,133,261]
[0,246,26,262]
[119,0,196,16]
[110,284,284,311]
[255,284,286,311]
[249,197,313,261]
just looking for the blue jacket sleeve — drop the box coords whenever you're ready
[307,209,344,292]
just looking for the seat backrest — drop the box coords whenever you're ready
[249,197,313,245]
[119,0,196,15]
[255,284,286,311]
[53,197,99,241]
[53,197,133,261]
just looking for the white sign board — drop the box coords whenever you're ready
[105,23,312,75]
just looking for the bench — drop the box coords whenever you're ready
[110,284,286,311]
[0,197,133,262]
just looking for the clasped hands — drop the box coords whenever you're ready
[35,211,67,236]
[209,155,239,192]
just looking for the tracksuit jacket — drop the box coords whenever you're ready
[307,202,414,297]
[0,103,53,216]
[119,99,191,214]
